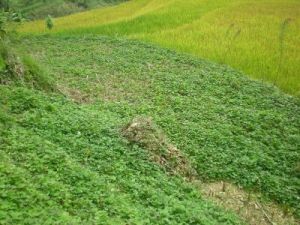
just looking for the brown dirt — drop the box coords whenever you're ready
[57,85,91,104]
[197,181,298,225]
[122,116,299,225]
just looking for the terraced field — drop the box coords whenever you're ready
[19,0,300,95]
[2,36,299,224]
[1,1,299,224]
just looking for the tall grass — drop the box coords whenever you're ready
[278,18,292,77]
[19,0,300,96]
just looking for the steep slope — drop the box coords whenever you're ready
[13,35,300,220]
[9,0,126,19]
[19,0,300,95]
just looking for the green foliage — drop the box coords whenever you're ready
[0,0,10,11]
[0,9,54,118]
[10,11,24,22]
[0,10,25,45]
[0,54,5,70]
[0,86,243,225]
[45,14,53,30]
[0,43,55,91]
[67,0,88,9]
[18,36,299,218]
[21,54,55,91]
[19,0,300,95]
[0,11,8,40]
[8,0,126,19]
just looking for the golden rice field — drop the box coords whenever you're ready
[19,0,300,96]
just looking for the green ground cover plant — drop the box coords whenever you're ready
[14,36,299,219]
[0,85,245,225]
[1,1,299,223]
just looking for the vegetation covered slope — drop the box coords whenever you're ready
[8,0,126,19]
[9,36,299,219]
[19,0,300,96]
[1,85,246,225]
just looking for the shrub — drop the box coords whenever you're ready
[45,15,53,30]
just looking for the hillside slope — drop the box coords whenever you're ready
[2,35,297,222]
[1,85,247,225]
[9,0,126,19]
[19,0,300,95]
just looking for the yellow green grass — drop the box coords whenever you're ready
[19,0,300,96]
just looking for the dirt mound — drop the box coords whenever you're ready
[122,117,197,179]
[122,116,298,225]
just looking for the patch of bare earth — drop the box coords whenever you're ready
[98,75,152,103]
[197,181,298,225]
[122,116,299,225]
[57,85,91,104]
